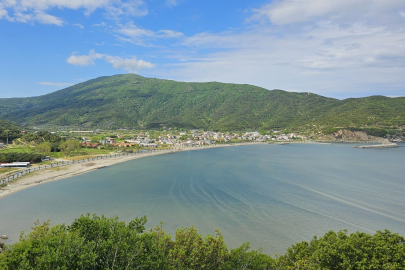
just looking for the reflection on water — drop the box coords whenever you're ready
[1,143,404,255]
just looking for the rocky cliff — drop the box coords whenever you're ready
[319,129,389,143]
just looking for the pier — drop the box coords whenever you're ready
[354,143,398,149]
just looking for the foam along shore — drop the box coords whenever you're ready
[354,143,399,149]
[0,143,264,199]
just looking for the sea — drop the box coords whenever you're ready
[0,143,404,255]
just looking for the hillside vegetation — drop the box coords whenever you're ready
[0,119,22,143]
[0,74,404,130]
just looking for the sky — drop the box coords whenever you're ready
[1,0,405,99]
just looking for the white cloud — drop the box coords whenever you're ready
[400,11,405,19]
[73,23,84,28]
[166,0,178,8]
[0,0,148,25]
[103,0,148,20]
[92,22,107,27]
[66,49,155,72]
[39,82,73,87]
[158,1,405,98]
[117,22,154,38]
[104,55,155,72]
[0,4,9,19]
[250,0,405,25]
[115,22,183,45]
[157,29,183,38]
[117,22,183,38]
[34,12,63,25]
[67,49,104,66]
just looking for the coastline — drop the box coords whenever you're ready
[0,143,264,200]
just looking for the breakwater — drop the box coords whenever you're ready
[354,143,398,149]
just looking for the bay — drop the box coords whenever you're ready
[1,143,404,255]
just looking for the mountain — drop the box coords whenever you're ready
[0,74,404,131]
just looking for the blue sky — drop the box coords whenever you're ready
[1,0,405,99]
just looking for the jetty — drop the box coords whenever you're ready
[354,143,398,149]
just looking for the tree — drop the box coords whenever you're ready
[168,226,229,269]
[60,140,81,155]
[280,230,405,269]
[90,136,100,143]
[0,214,274,270]
[2,215,404,270]
[225,242,274,270]
[36,142,51,155]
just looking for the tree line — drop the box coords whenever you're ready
[0,152,43,163]
[0,214,404,269]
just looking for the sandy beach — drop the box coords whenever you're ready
[0,143,264,199]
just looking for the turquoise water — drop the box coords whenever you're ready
[1,143,405,255]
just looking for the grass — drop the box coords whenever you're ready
[0,167,19,174]
[0,146,36,153]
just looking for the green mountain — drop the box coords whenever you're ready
[0,74,404,130]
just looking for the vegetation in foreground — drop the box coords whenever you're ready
[0,214,404,269]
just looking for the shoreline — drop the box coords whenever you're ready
[0,143,264,200]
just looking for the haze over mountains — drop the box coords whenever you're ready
[0,74,404,130]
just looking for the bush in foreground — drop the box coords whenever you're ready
[0,214,273,270]
[0,214,404,269]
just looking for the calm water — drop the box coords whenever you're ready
[1,143,404,255]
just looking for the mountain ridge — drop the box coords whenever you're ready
[0,74,404,130]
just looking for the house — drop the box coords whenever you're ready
[102,138,116,145]
[82,142,99,148]
[139,143,159,147]
[0,143,4,149]
[117,142,134,147]
[125,139,141,144]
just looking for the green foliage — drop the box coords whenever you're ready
[323,127,340,135]
[0,119,22,142]
[22,131,62,145]
[280,229,405,269]
[180,135,189,140]
[90,136,101,143]
[0,74,404,130]
[36,142,51,155]
[168,226,229,269]
[0,152,43,163]
[60,140,81,155]
[0,214,273,270]
[226,243,274,270]
[2,215,403,270]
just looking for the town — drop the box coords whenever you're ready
[0,129,306,169]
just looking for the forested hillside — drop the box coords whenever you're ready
[0,119,22,142]
[0,74,404,130]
